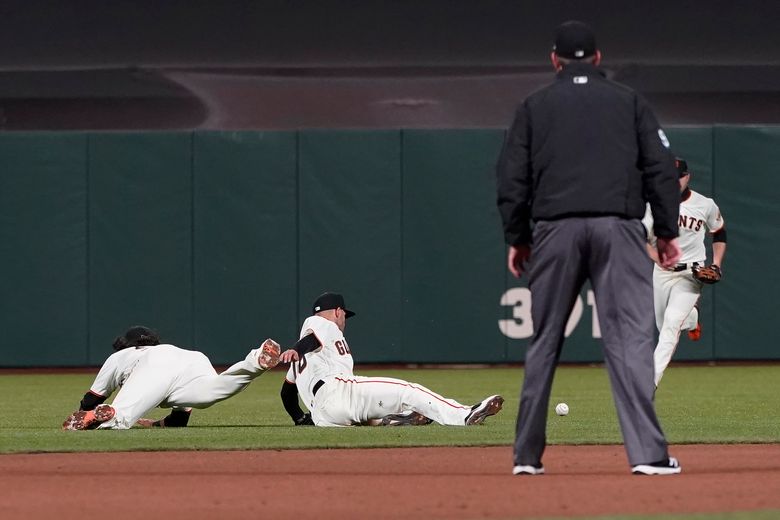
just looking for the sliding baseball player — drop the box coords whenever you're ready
[278,292,503,427]
[62,325,280,430]
[643,158,727,386]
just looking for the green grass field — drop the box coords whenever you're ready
[1,364,778,454]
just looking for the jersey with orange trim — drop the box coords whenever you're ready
[283,313,502,427]
[285,315,353,409]
[83,343,274,429]
[642,189,724,263]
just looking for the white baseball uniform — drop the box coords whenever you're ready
[284,315,475,426]
[643,189,724,385]
[89,343,270,429]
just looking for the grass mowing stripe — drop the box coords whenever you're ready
[0,365,778,453]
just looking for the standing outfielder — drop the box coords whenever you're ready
[62,326,281,430]
[643,158,727,386]
[279,292,504,427]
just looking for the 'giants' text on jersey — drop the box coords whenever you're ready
[642,190,724,264]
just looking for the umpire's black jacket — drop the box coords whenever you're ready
[496,62,679,246]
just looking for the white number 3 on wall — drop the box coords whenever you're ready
[498,288,601,339]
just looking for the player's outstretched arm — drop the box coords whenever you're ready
[279,334,322,363]
[279,349,299,363]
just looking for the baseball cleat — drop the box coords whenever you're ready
[512,464,545,475]
[379,411,434,427]
[687,323,702,341]
[62,404,116,430]
[631,456,682,475]
[465,395,504,425]
[258,339,281,369]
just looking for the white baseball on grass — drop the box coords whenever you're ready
[555,402,569,416]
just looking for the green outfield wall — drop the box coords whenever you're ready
[0,127,777,366]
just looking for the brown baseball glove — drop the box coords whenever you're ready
[692,264,721,284]
[258,338,281,369]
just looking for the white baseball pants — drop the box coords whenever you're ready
[653,266,701,386]
[310,375,473,427]
[99,344,267,429]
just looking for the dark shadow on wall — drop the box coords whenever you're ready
[2,64,780,130]
[0,69,208,130]
[0,0,778,130]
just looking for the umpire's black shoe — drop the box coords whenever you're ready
[631,456,682,475]
[465,395,504,425]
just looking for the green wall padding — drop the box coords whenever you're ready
[713,126,780,359]
[402,130,506,362]
[297,130,402,362]
[87,133,193,364]
[192,131,299,362]
[0,126,777,366]
[0,133,88,365]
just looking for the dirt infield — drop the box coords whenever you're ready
[2,444,779,519]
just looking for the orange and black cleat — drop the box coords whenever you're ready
[687,323,702,342]
[62,404,116,430]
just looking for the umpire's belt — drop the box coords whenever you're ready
[313,380,325,396]
[673,262,701,272]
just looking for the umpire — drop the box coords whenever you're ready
[496,21,683,475]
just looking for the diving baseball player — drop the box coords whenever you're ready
[62,326,281,430]
[278,292,504,427]
[642,158,727,386]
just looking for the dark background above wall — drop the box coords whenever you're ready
[0,0,778,129]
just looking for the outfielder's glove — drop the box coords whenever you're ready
[692,264,721,284]
[294,413,314,426]
[258,339,281,369]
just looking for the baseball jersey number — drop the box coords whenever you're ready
[296,355,308,374]
[335,340,351,355]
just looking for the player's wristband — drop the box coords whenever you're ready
[292,333,322,356]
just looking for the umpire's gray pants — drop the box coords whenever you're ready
[513,217,670,467]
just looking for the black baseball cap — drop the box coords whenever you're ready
[124,326,158,342]
[553,21,597,59]
[112,325,161,350]
[675,157,691,177]
[312,292,355,318]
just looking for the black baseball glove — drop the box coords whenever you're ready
[692,264,722,284]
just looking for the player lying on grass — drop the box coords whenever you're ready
[62,325,280,430]
[279,292,504,427]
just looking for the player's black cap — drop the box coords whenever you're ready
[112,325,161,351]
[675,157,691,177]
[124,326,157,341]
[553,21,597,59]
[312,292,355,319]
